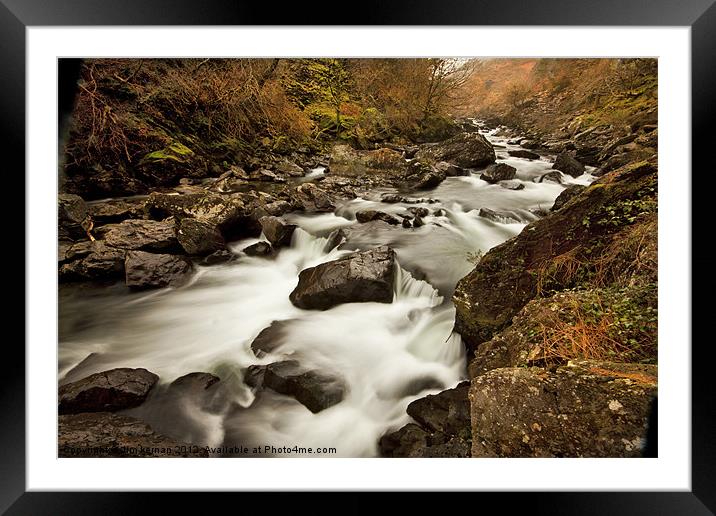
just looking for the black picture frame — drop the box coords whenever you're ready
[6,0,713,513]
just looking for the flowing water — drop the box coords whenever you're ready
[58,124,595,457]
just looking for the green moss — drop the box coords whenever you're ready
[142,141,194,163]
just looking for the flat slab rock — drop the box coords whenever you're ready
[469,360,657,457]
[59,367,159,414]
[289,246,396,310]
[245,360,345,413]
[59,412,208,457]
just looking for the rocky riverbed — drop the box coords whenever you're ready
[58,118,658,458]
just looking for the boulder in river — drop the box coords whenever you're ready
[245,360,345,413]
[355,210,401,225]
[96,219,181,253]
[250,320,291,357]
[508,149,540,160]
[201,249,235,265]
[415,132,496,168]
[249,168,286,183]
[289,246,395,310]
[169,372,220,391]
[243,241,274,257]
[481,163,517,183]
[469,361,657,457]
[59,367,159,414]
[552,184,587,211]
[294,183,335,213]
[177,218,226,255]
[552,152,586,177]
[259,216,297,247]
[125,251,192,289]
[413,168,447,189]
[537,170,565,184]
[59,412,208,457]
[499,180,525,191]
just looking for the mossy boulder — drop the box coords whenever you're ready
[469,360,657,457]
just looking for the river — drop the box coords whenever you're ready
[58,125,595,457]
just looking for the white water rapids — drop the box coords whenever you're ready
[58,125,595,457]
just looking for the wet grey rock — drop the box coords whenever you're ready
[243,241,274,257]
[481,163,517,183]
[169,372,220,391]
[552,152,586,177]
[294,183,335,212]
[245,360,345,413]
[537,171,565,184]
[355,210,401,225]
[201,249,235,265]
[435,161,468,177]
[259,216,297,248]
[499,180,525,190]
[379,382,471,457]
[124,251,192,289]
[289,246,395,310]
[478,207,522,224]
[59,367,159,414]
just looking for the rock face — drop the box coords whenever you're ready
[469,361,657,457]
[379,382,471,457]
[125,251,192,289]
[58,194,93,241]
[259,216,297,247]
[289,246,395,310]
[245,360,345,413]
[415,132,496,168]
[177,218,226,255]
[508,149,540,159]
[59,368,159,414]
[58,412,208,457]
[553,152,586,177]
[328,144,406,177]
[97,219,180,253]
[552,184,587,211]
[453,160,657,353]
[481,163,517,183]
[355,210,401,225]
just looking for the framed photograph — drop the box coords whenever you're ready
[8,0,712,512]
